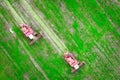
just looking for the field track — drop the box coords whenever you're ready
[0,0,120,80]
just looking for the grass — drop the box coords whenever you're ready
[0,0,120,80]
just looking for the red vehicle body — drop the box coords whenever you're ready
[64,52,85,73]
[20,23,42,45]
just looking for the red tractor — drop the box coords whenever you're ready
[64,52,85,73]
[20,24,42,45]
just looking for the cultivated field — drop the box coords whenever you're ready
[0,0,120,80]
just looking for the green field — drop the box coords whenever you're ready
[0,0,120,80]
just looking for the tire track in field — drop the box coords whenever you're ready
[18,40,49,80]
[9,0,68,54]
[8,0,68,54]
[96,0,120,35]
[0,46,21,70]
[96,0,120,66]
[0,14,20,70]
[3,1,49,80]
[2,1,23,24]
[13,2,63,53]
[21,0,68,53]
[1,14,48,80]
[94,41,119,78]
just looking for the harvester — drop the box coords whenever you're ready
[20,24,42,45]
[64,52,85,73]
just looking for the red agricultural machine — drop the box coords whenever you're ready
[20,24,42,45]
[64,52,85,73]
